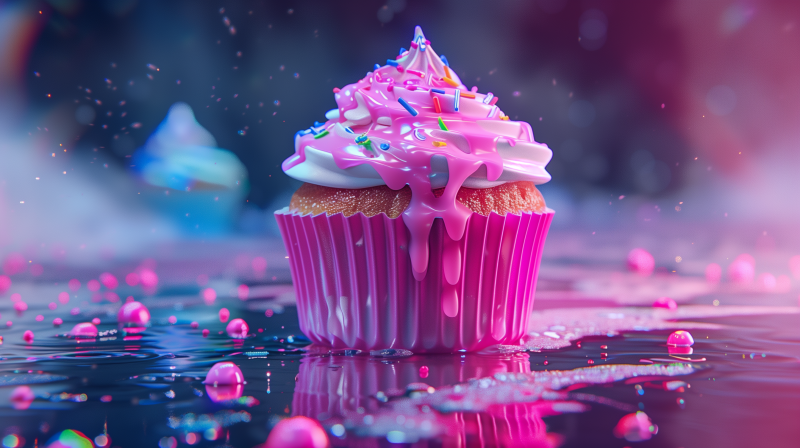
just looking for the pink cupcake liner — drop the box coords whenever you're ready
[275,208,553,353]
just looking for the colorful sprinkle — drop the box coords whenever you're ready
[407,69,424,77]
[386,59,399,67]
[432,141,447,147]
[487,105,498,118]
[344,126,354,134]
[333,87,340,93]
[413,129,426,141]
[374,64,380,70]
[460,92,476,99]
[490,96,499,105]
[482,92,494,104]
[399,47,407,54]
[438,117,448,131]
[397,98,418,116]
[379,143,390,150]
[410,41,418,49]
[454,89,460,112]
[430,88,446,94]
[501,115,509,120]
[433,96,441,113]
[355,134,369,144]
[441,55,449,66]
[442,77,459,87]
[313,130,329,139]
[444,65,451,78]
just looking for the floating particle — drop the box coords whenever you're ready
[294,72,299,78]
[53,317,63,326]
[165,390,175,399]
[139,268,158,288]
[265,309,274,318]
[252,257,267,273]
[131,122,142,129]
[274,100,280,106]
[419,366,429,378]
[36,315,44,321]
[287,8,294,14]
[757,272,777,291]
[652,297,677,310]
[627,248,655,276]
[70,322,98,338]
[158,436,177,448]
[226,318,249,339]
[95,434,110,447]
[125,272,140,286]
[219,308,230,323]
[370,348,413,358]
[237,284,249,300]
[238,130,246,136]
[728,254,755,284]
[613,411,657,442]
[202,288,217,305]
[667,330,694,347]
[229,26,236,35]
[14,301,27,312]
[0,275,10,293]
[236,51,242,57]
[23,330,34,343]
[47,429,94,448]
[190,321,199,329]
[279,65,285,71]
[99,272,118,289]
[512,91,521,97]
[264,416,328,448]
[11,385,34,409]
[168,315,177,324]
[58,291,69,304]
[91,317,101,325]
[87,279,101,292]
[68,278,81,291]
[202,329,210,337]
[147,64,158,71]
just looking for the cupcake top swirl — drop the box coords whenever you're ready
[282,26,552,280]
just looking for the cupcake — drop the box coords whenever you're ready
[132,102,249,234]
[275,27,553,352]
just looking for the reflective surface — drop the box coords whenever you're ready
[1,234,799,447]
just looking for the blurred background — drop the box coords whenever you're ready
[1,0,799,266]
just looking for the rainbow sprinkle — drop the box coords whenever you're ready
[407,69,424,77]
[379,143,390,150]
[433,96,442,113]
[386,59,399,66]
[442,77,459,88]
[487,105,498,118]
[438,117,448,131]
[313,130,329,139]
[430,88,446,94]
[374,64,380,70]
[441,55,449,66]
[432,141,447,147]
[454,89,460,112]
[397,98,418,116]
[413,129,426,141]
[482,92,494,104]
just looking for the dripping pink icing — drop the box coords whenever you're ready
[282,26,551,280]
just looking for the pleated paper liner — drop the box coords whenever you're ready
[275,208,553,353]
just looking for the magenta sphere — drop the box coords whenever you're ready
[264,416,330,448]
[728,254,755,284]
[203,361,244,386]
[627,248,655,276]
[22,330,34,343]
[11,385,35,410]
[226,318,249,339]
[117,301,151,326]
[652,297,677,310]
[70,322,98,338]
[667,330,694,347]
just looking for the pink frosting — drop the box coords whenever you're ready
[282,27,552,279]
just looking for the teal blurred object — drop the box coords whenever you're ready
[132,103,249,235]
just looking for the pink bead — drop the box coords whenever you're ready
[10,293,20,302]
[0,275,11,294]
[206,383,243,403]
[263,416,330,448]
[117,301,151,327]
[53,317,63,326]
[202,288,217,305]
[652,297,677,310]
[419,366,429,378]
[23,330,34,343]
[728,254,755,284]
[237,284,249,300]
[203,361,244,385]
[202,329,210,337]
[139,269,159,288]
[613,411,657,442]
[68,279,81,291]
[125,272,140,286]
[627,248,654,276]
[252,257,267,274]
[49,302,57,310]
[87,279,101,292]
[219,308,230,323]
[10,385,34,410]
[758,272,776,291]
[168,315,177,324]
[667,330,694,347]
[14,301,28,312]
[70,322,98,338]
[58,291,70,304]
[190,321,199,329]
[705,263,722,284]
[226,318,249,339]
[99,272,119,289]
[36,315,44,321]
